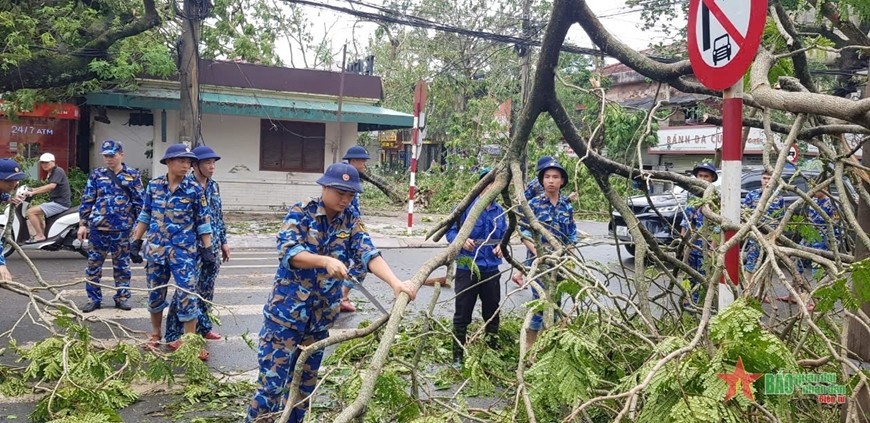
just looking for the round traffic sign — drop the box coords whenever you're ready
[787,144,800,164]
[688,0,767,91]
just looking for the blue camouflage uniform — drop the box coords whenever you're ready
[797,196,840,274]
[80,164,144,303]
[138,174,211,323]
[165,177,226,342]
[520,193,576,331]
[741,189,784,272]
[246,198,381,423]
[343,194,366,290]
[446,198,507,361]
[680,201,718,301]
[524,178,544,200]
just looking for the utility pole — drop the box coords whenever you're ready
[843,60,870,423]
[178,0,210,147]
[517,0,532,179]
[519,0,532,109]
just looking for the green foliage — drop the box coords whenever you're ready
[711,299,797,372]
[14,317,143,422]
[815,277,860,313]
[336,369,421,422]
[0,0,174,102]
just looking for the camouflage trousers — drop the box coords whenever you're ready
[686,251,705,303]
[145,258,199,322]
[743,239,761,273]
[84,230,131,303]
[165,259,220,342]
[246,319,328,423]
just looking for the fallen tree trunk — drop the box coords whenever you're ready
[361,171,405,204]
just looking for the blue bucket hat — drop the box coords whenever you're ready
[692,162,718,182]
[192,145,221,162]
[160,143,198,165]
[535,156,554,172]
[0,159,26,181]
[100,140,123,156]
[342,146,371,161]
[537,160,568,188]
[317,163,364,193]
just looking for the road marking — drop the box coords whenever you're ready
[81,303,268,320]
[104,264,279,271]
[58,285,275,297]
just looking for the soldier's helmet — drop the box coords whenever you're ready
[316,163,364,193]
[160,144,198,164]
[692,162,719,182]
[192,145,221,162]
[0,159,26,181]
[535,155,554,172]
[537,160,569,188]
[342,146,370,161]
[101,140,123,156]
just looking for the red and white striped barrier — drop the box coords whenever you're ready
[407,80,428,235]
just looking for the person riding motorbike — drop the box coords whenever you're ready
[11,153,71,243]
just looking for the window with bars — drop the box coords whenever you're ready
[259,120,325,173]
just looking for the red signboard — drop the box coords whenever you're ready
[687,0,767,90]
[0,103,80,170]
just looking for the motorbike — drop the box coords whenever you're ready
[0,185,87,258]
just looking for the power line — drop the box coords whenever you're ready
[283,0,607,57]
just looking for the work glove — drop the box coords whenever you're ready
[130,240,144,264]
[199,247,217,267]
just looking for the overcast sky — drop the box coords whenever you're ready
[276,0,685,69]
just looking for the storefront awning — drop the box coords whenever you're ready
[86,88,413,131]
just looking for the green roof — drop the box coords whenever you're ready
[86,88,413,131]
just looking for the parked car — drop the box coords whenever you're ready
[609,169,857,256]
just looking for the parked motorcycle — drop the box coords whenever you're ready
[0,186,87,257]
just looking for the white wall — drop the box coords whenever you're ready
[150,111,361,212]
[90,109,153,177]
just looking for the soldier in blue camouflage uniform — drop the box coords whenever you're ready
[742,170,784,276]
[165,145,229,343]
[0,159,27,282]
[339,146,370,313]
[679,163,718,308]
[524,155,578,202]
[513,160,576,352]
[446,167,508,368]
[523,156,552,200]
[796,188,841,276]
[77,140,145,313]
[130,144,215,358]
[246,163,416,423]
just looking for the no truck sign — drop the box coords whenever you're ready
[687,0,767,90]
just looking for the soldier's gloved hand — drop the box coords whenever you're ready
[130,240,144,264]
[200,247,217,266]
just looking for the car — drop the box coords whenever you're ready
[609,169,856,256]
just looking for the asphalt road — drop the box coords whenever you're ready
[0,219,813,419]
[0,237,626,364]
